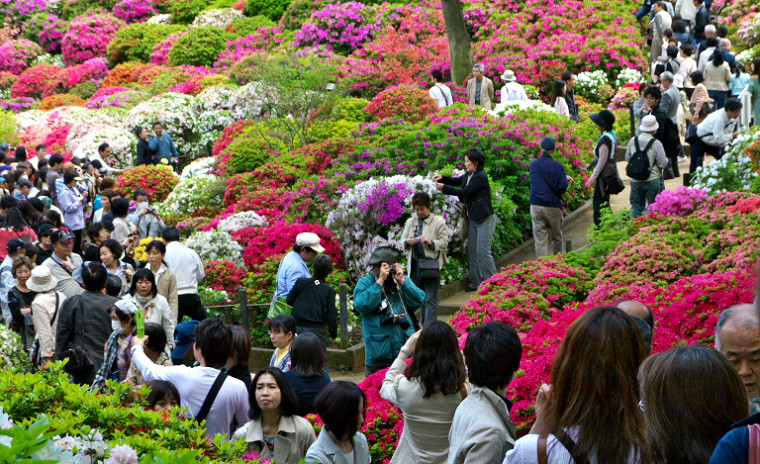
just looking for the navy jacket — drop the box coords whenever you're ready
[530,153,568,209]
[440,168,495,222]
[709,411,760,464]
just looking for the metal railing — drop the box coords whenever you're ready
[206,285,353,349]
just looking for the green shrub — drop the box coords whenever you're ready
[168,0,213,24]
[69,79,101,99]
[0,111,20,146]
[310,119,359,143]
[108,23,187,66]
[330,97,371,122]
[226,53,269,85]
[224,15,275,38]
[279,0,324,30]
[223,125,288,174]
[168,26,230,67]
[244,0,291,22]
[585,208,637,259]
[60,0,120,19]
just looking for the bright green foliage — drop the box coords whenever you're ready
[168,0,212,24]
[224,124,288,174]
[244,0,291,22]
[225,15,276,38]
[168,26,230,67]
[108,23,187,66]
[329,97,371,122]
[0,111,20,147]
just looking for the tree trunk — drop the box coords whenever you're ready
[441,0,473,85]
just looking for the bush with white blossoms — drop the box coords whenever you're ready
[146,14,172,24]
[190,8,242,29]
[218,210,268,233]
[690,153,757,193]
[15,109,46,130]
[615,68,645,88]
[327,174,459,275]
[227,82,267,120]
[737,46,760,66]
[195,84,240,113]
[180,156,216,179]
[0,323,29,371]
[490,99,554,118]
[162,173,226,216]
[185,228,244,265]
[575,70,609,98]
[68,125,136,168]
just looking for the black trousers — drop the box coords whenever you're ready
[177,293,207,323]
[592,183,610,227]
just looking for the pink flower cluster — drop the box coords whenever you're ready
[294,2,382,55]
[150,32,185,65]
[113,0,157,23]
[0,39,43,75]
[61,11,126,64]
[649,186,709,216]
[39,14,67,53]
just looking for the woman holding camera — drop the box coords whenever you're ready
[434,148,496,292]
[402,192,449,325]
[353,246,425,377]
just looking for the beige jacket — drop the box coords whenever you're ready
[690,83,712,125]
[380,356,466,464]
[152,264,178,322]
[401,213,449,274]
[31,290,67,359]
[704,61,731,92]
[467,76,495,110]
[233,415,316,464]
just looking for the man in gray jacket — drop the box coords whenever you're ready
[448,321,522,464]
[55,262,118,385]
[659,72,681,125]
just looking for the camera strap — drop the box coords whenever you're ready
[381,284,409,317]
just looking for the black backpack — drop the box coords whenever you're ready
[626,136,657,181]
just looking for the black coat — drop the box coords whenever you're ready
[136,139,154,166]
[440,168,495,222]
[694,5,710,40]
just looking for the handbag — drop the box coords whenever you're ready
[601,174,625,196]
[417,257,441,281]
[56,300,94,376]
[456,203,468,243]
[685,125,712,145]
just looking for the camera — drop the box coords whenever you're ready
[380,313,410,329]
[389,264,397,275]
[147,207,155,213]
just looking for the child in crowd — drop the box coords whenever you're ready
[268,314,296,373]
[145,379,180,412]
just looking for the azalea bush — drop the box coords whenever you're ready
[649,186,710,217]
[185,228,245,265]
[364,85,438,123]
[107,22,186,66]
[116,165,180,202]
[61,12,126,65]
[168,26,231,67]
[0,39,44,75]
[295,2,382,55]
[162,174,227,216]
[204,259,249,293]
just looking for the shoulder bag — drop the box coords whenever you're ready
[56,298,94,375]
[195,371,228,423]
[414,220,441,281]
[537,430,590,464]
[598,134,625,196]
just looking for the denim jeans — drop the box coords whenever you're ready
[708,89,728,110]
[689,139,721,173]
[467,214,498,287]
[630,179,663,218]
[635,4,651,20]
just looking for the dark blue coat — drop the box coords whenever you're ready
[530,153,568,209]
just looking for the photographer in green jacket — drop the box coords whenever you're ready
[354,246,425,377]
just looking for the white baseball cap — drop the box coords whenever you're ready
[296,232,325,253]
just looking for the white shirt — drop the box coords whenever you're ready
[501,82,528,102]
[698,46,716,72]
[164,241,205,295]
[678,57,698,86]
[697,108,739,147]
[504,428,640,464]
[131,345,249,439]
[429,83,453,107]
[675,0,697,21]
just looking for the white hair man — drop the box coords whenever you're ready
[716,304,760,405]
[467,63,495,110]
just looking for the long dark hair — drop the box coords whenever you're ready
[539,307,647,463]
[290,332,327,377]
[129,268,157,298]
[250,367,299,420]
[640,345,747,464]
[315,381,366,442]
[753,57,760,76]
[712,50,725,67]
[1,207,28,232]
[405,321,466,398]
[550,80,566,107]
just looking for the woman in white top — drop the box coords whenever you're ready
[551,80,569,117]
[124,268,175,351]
[380,321,467,464]
[28,265,66,366]
[703,51,732,110]
[145,240,178,322]
[504,306,647,464]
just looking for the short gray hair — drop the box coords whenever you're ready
[472,63,485,72]
[719,38,731,49]
[660,71,674,83]
[716,304,759,351]
[705,24,717,35]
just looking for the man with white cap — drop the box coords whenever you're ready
[270,233,324,317]
[500,70,528,103]
[625,115,669,218]
[28,265,66,366]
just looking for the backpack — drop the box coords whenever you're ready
[626,136,657,181]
